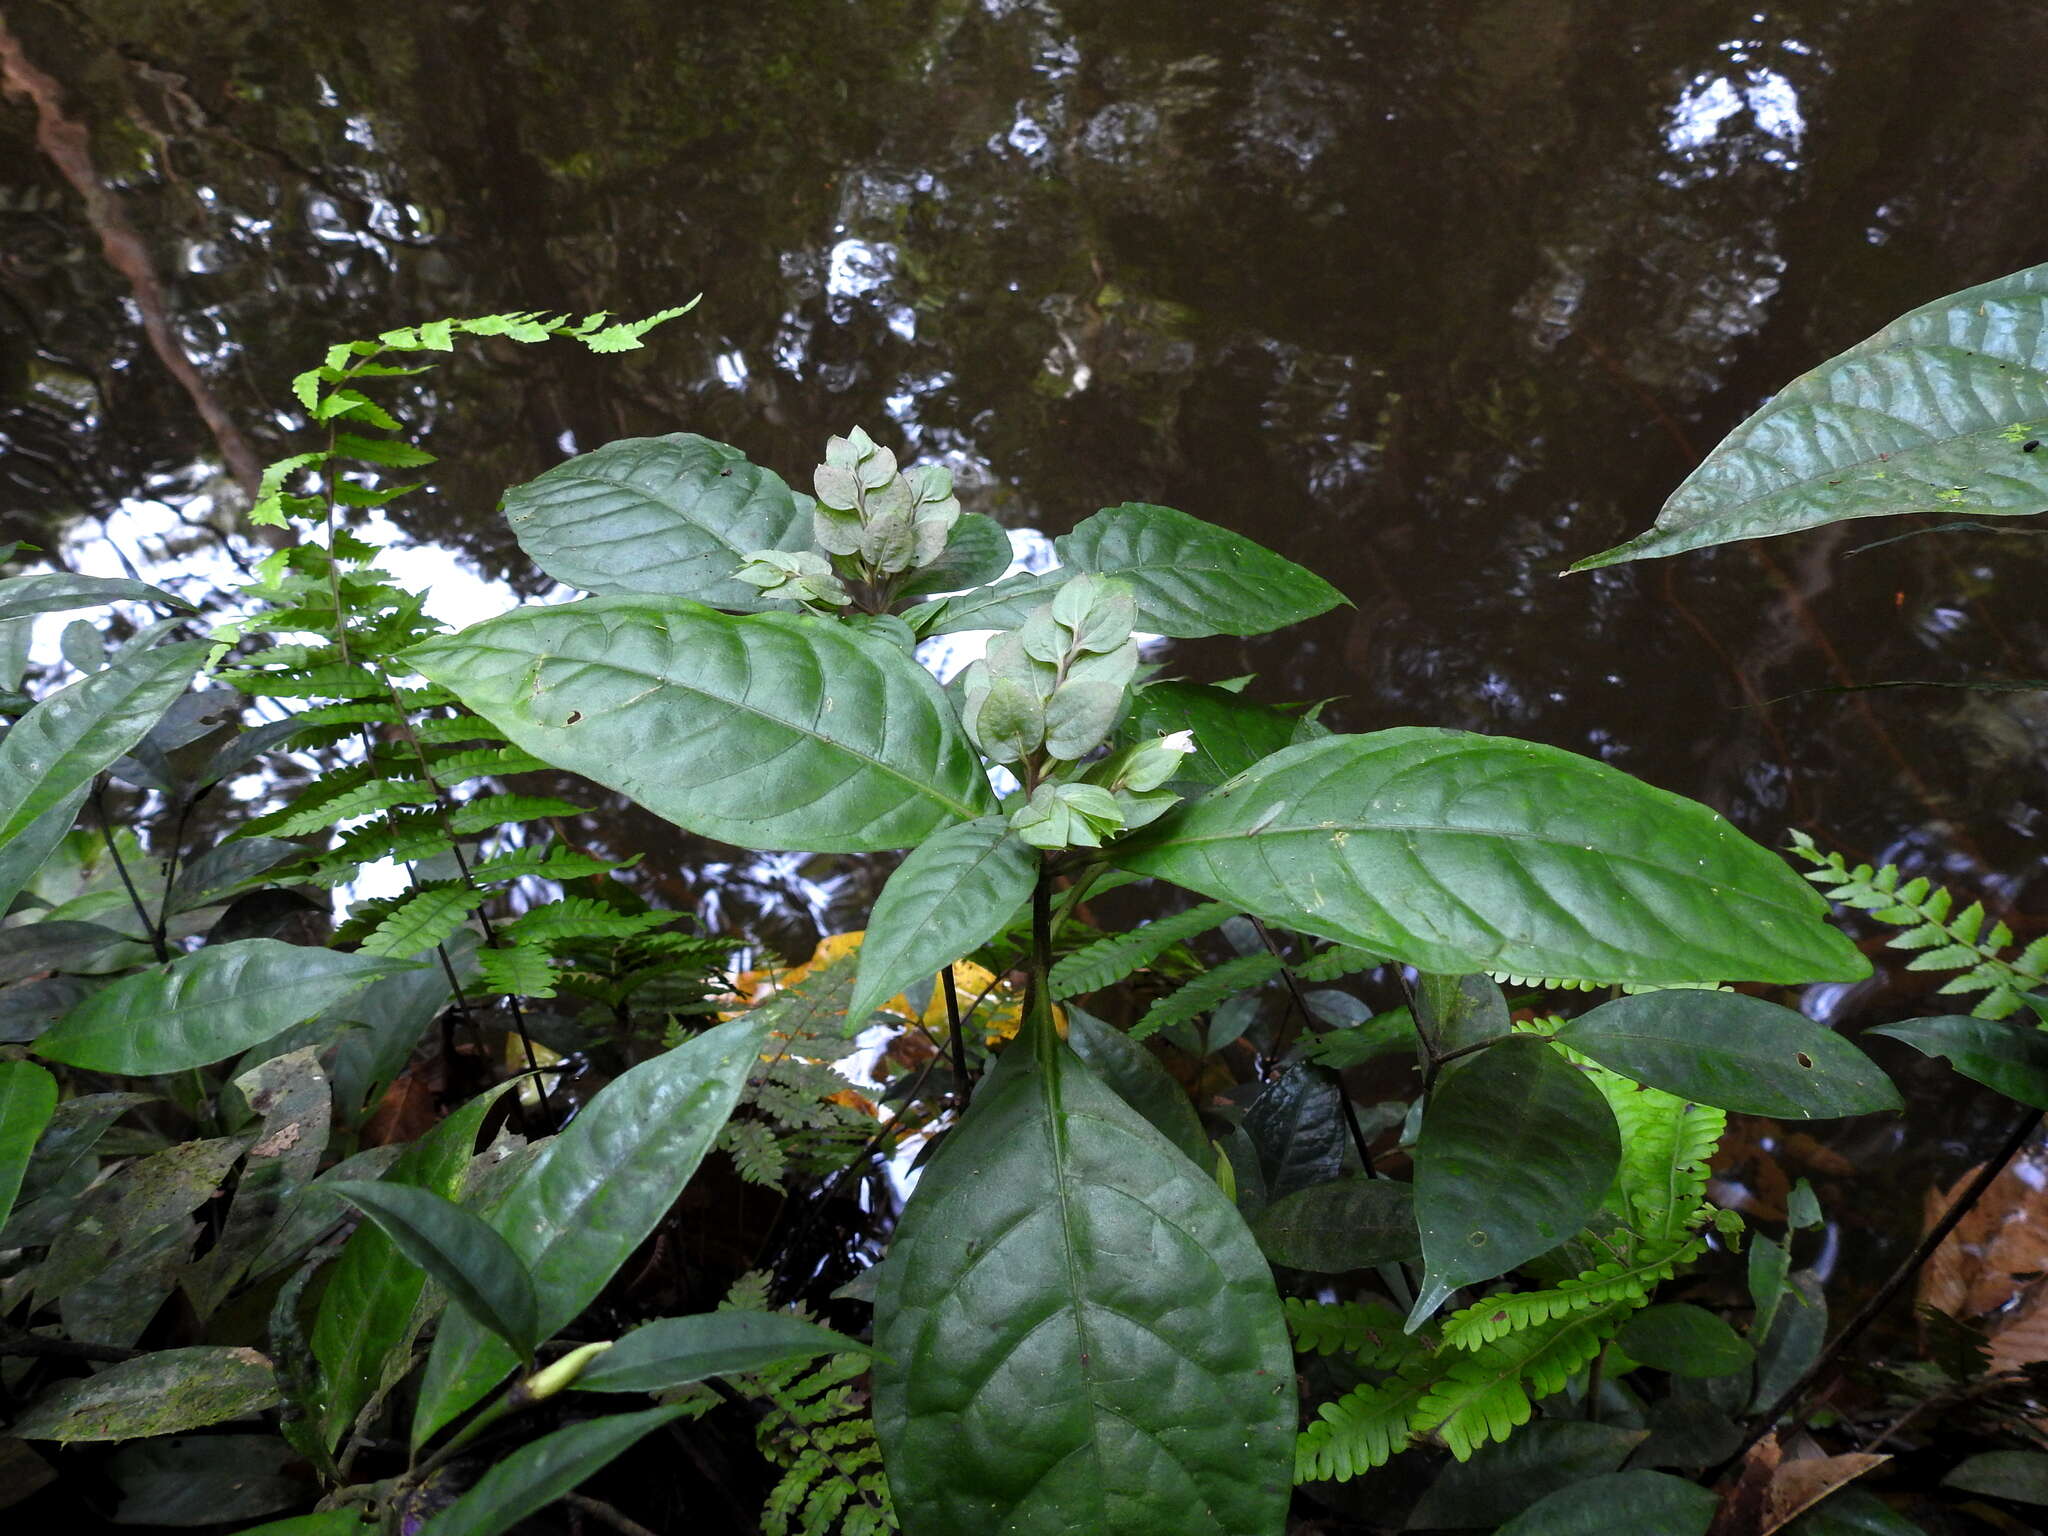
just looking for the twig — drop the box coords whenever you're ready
[563,1493,661,1536]
[93,784,170,963]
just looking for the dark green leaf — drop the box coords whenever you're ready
[1417,973,1510,1058]
[1575,262,2048,568]
[1411,1038,1620,1325]
[1059,503,1347,638]
[108,1434,299,1526]
[0,920,136,983]
[34,939,423,1074]
[169,838,307,913]
[1749,1234,1792,1340]
[0,783,90,919]
[1555,992,1902,1119]
[1943,1449,2048,1506]
[1782,1487,1929,1535]
[907,567,1068,637]
[501,433,813,608]
[1253,1176,1419,1272]
[1615,1304,1754,1377]
[416,1404,689,1536]
[1301,1005,1417,1070]
[227,1513,376,1536]
[0,571,192,623]
[574,1312,862,1394]
[0,640,206,852]
[1405,1421,1645,1529]
[1121,681,1300,789]
[1788,1177,1824,1229]
[849,816,1037,1024]
[895,512,1013,600]
[1871,1015,2048,1109]
[1245,1062,1347,1200]
[10,1346,280,1442]
[1063,1005,1209,1168]
[1114,730,1867,986]
[0,1059,57,1233]
[406,596,996,854]
[329,1181,540,1360]
[412,1011,774,1447]
[874,1025,1294,1535]
[1751,1271,1825,1411]
[1493,1470,1717,1536]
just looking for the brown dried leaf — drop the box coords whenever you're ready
[362,1067,437,1148]
[1920,1149,2048,1319]
[1760,1451,1889,1534]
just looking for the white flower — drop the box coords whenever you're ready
[1161,730,1196,754]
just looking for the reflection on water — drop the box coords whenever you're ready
[3,0,2046,1255]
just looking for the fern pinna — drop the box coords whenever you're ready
[1291,1032,1729,1479]
[215,309,699,1074]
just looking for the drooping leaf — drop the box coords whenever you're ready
[10,1346,280,1442]
[1114,730,1867,986]
[34,940,423,1074]
[0,571,193,623]
[1574,261,2048,569]
[412,1010,774,1446]
[1870,1015,2048,1109]
[500,433,813,608]
[1492,1470,1717,1536]
[1410,1038,1620,1327]
[406,596,996,853]
[107,1433,301,1527]
[848,816,1037,1024]
[573,1312,862,1394]
[1063,1006,1209,1168]
[416,1404,690,1536]
[1252,1176,1420,1272]
[329,1181,541,1360]
[1943,1450,2048,1507]
[873,1017,1294,1535]
[1554,992,1902,1119]
[0,1059,57,1233]
[1614,1303,1754,1378]
[0,640,206,852]
[1058,502,1347,638]
[1406,1421,1646,1529]
[1751,1271,1826,1412]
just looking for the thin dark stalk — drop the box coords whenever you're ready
[1249,916,1377,1178]
[942,964,970,1110]
[93,784,169,963]
[150,791,196,948]
[1432,1031,1540,1071]
[562,1493,661,1536]
[1725,1103,2044,1472]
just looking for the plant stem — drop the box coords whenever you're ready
[1248,916,1379,1179]
[942,964,970,1110]
[93,783,170,963]
[563,1493,661,1536]
[1028,860,1057,1070]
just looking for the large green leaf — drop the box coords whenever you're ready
[1493,1470,1717,1536]
[405,597,996,853]
[1063,1006,1210,1168]
[1574,262,2048,569]
[1060,503,1347,638]
[873,1015,1294,1534]
[328,1182,540,1360]
[0,1059,57,1233]
[0,639,206,852]
[1252,1176,1420,1272]
[849,816,1037,1024]
[1121,680,1306,790]
[500,433,813,608]
[417,1404,689,1536]
[311,1087,507,1450]
[412,1010,774,1447]
[1113,729,1868,986]
[0,571,193,623]
[1410,1038,1620,1326]
[1614,1303,1753,1377]
[1406,1421,1645,1530]
[573,1312,862,1394]
[1944,1450,2048,1507]
[0,783,90,919]
[10,1346,280,1442]
[1554,992,1902,1118]
[895,512,1013,600]
[1870,1014,2048,1109]
[33,939,422,1074]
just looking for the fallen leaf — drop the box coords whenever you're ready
[1762,1451,1889,1534]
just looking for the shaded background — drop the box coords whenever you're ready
[3,0,2046,1416]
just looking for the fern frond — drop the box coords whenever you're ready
[358,885,484,957]
[465,846,625,885]
[1415,1303,1627,1461]
[426,744,550,783]
[1132,951,1282,1040]
[1048,901,1237,999]
[410,715,510,745]
[501,898,670,947]
[476,942,559,999]
[1292,944,1382,983]
[448,794,585,834]
[1439,1235,1704,1349]
[1283,1298,1422,1368]
[1295,1358,1435,1482]
[269,778,436,836]
[224,663,387,699]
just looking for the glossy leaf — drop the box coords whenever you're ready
[311,1087,507,1450]
[406,596,996,853]
[10,1346,280,1442]
[329,1181,540,1360]
[1252,1176,1420,1272]
[1411,1039,1620,1326]
[1870,1014,2048,1109]
[0,1059,57,1233]
[1244,1062,1348,1201]
[108,1433,300,1527]
[412,1011,774,1446]
[0,640,206,852]
[1614,1303,1754,1377]
[574,1311,862,1394]
[34,939,422,1074]
[417,1404,689,1536]
[1406,1421,1645,1529]
[0,919,140,984]
[1063,1006,1209,1168]
[873,1020,1294,1534]
[1060,502,1346,638]
[501,433,813,608]
[908,567,1068,636]
[1944,1450,2048,1506]
[0,783,90,919]
[1575,262,2048,568]
[1493,1470,1717,1536]
[1784,1487,1933,1535]
[849,816,1038,1024]
[0,571,193,623]
[1114,729,1867,986]
[1121,680,1305,790]
[1555,991,1902,1119]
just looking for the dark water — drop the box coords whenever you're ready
[4,0,2046,1320]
